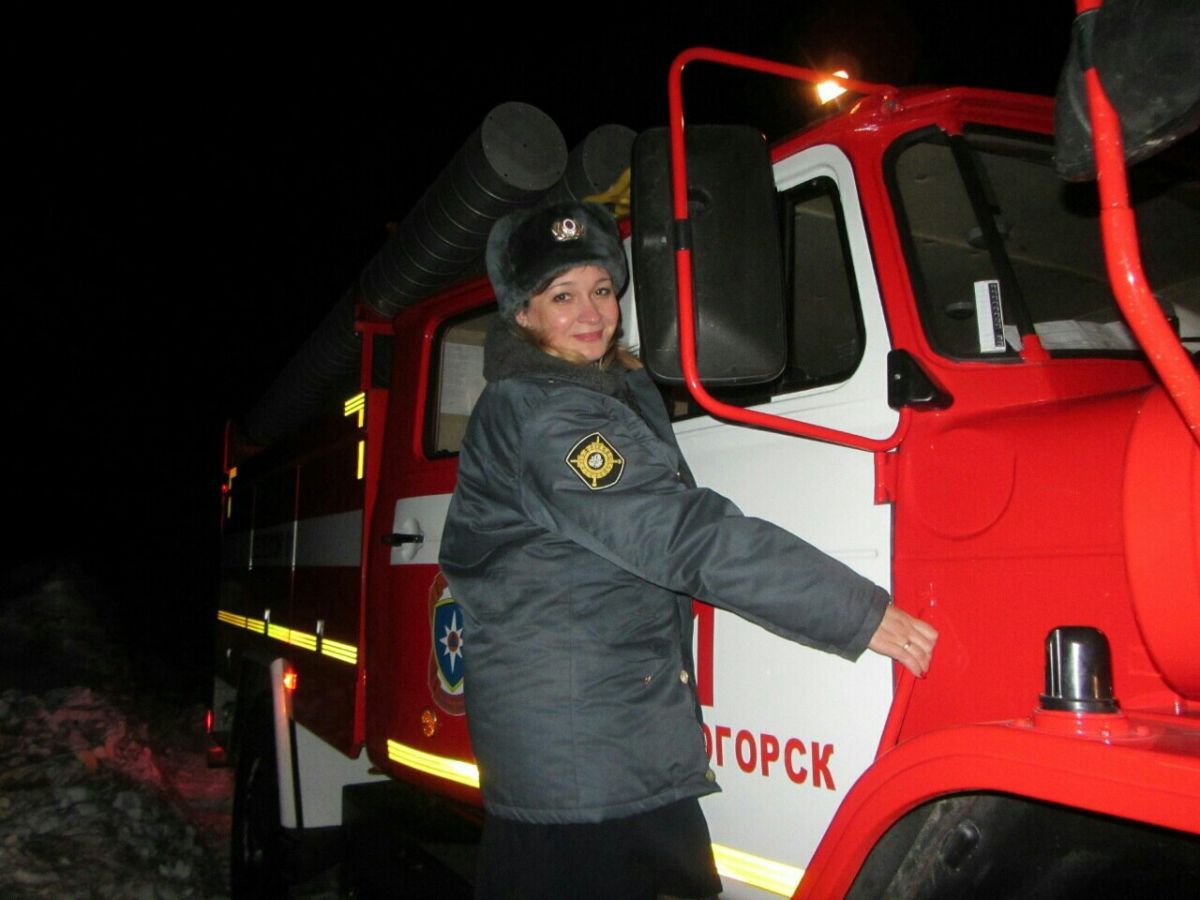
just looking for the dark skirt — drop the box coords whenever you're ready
[475,796,723,900]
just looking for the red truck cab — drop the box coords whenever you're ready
[215,42,1200,899]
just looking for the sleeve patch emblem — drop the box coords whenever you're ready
[565,432,625,490]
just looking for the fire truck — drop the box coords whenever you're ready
[213,8,1200,898]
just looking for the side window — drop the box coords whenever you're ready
[784,175,865,388]
[667,175,865,419]
[426,307,499,456]
[887,126,1200,360]
[888,130,1020,359]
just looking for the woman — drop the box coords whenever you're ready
[440,201,936,899]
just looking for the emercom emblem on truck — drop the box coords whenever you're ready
[429,571,466,715]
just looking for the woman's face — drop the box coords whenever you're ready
[516,265,618,363]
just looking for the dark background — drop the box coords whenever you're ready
[3,2,1075,691]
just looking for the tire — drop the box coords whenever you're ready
[231,703,290,899]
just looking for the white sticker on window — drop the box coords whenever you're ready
[974,280,1007,353]
[439,342,487,416]
[1034,320,1139,351]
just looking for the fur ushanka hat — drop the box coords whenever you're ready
[486,201,628,322]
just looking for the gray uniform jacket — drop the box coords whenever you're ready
[439,326,889,825]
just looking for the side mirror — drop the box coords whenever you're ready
[631,125,786,385]
[1055,0,1200,180]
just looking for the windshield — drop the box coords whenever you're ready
[887,126,1200,359]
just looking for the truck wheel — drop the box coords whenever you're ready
[231,706,290,899]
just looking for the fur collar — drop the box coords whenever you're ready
[484,324,628,396]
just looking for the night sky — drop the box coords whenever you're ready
[5,3,1075,686]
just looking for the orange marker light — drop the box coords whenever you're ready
[420,708,438,738]
[282,670,299,693]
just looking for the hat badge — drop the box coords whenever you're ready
[551,217,585,242]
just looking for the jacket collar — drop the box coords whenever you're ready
[484,324,628,396]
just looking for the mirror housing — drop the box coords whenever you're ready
[631,125,786,385]
[1055,0,1200,180]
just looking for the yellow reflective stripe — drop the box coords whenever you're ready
[287,630,318,652]
[225,468,237,519]
[711,843,804,897]
[344,392,366,427]
[387,739,479,788]
[346,392,367,476]
[267,623,319,650]
[321,638,358,665]
[217,610,354,662]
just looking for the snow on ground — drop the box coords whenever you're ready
[0,565,234,899]
[0,563,458,899]
[0,684,231,899]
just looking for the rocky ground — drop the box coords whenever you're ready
[0,563,237,899]
[0,684,232,899]
[0,562,467,899]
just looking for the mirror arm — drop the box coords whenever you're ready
[667,47,909,452]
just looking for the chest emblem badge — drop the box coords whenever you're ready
[566,432,625,489]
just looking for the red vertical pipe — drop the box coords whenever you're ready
[1080,17,1200,445]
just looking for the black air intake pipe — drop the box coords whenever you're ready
[241,111,636,447]
[359,102,569,315]
[242,103,567,445]
[542,123,636,206]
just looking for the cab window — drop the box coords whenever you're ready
[887,126,1200,359]
[667,175,865,418]
[426,307,498,456]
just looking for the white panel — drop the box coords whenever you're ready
[618,239,641,355]
[270,659,298,829]
[250,522,294,569]
[389,494,452,565]
[294,509,362,568]
[676,143,895,888]
[294,722,387,828]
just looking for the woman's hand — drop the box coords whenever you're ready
[869,605,938,677]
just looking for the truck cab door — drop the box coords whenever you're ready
[363,286,497,802]
[625,140,898,894]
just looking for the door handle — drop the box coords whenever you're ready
[383,532,424,546]
[388,513,430,563]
